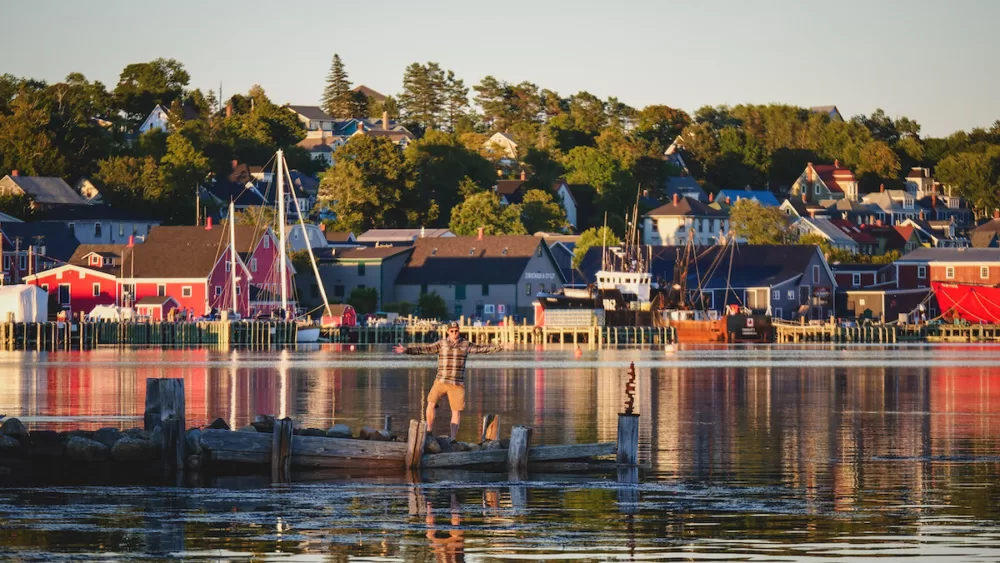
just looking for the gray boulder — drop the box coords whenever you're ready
[436,436,453,453]
[0,433,21,454]
[185,429,203,455]
[123,428,151,441]
[65,436,110,462]
[483,439,503,450]
[370,430,390,442]
[424,438,442,455]
[251,415,275,433]
[208,418,230,430]
[358,426,377,440]
[28,430,63,457]
[111,437,159,462]
[326,424,352,439]
[0,418,27,441]
[93,428,122,450]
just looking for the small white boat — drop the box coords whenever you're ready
[296,326,321,343]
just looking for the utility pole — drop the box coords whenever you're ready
[13,237,21,284]
[32,235,44,280]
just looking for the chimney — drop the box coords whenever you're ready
[725,196,731,205]
[806,162,813,182]
[520,170,526,181]
[880,184,885,193]
[994,209,999,221]
[10,170,17,177]
[931,193,937,208]
[225,102,233,118]
[709,192,714,202]
[672,193,679,205]
[834,159,840,169]
[205,216,213,230]
[319,222,326,232]
[231,159,238,171]
[802,192,807,203]
[477,226,484,240]
[642,189,648,198]
[382,111,389,130]
[420,226,425,238]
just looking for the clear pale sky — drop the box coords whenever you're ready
[3,0,997,137]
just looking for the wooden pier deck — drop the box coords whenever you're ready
[325,322,676,348]
[774,321,1000,344]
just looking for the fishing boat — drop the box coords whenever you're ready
[930,281,1000,324]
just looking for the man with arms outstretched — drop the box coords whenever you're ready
[393,321,504,441]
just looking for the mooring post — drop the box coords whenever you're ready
[405,419,427,470]
[157,379,186,476]
[507,425,533,478]
[617,414,639,466]
[481,414,500,443]
[144,378,161,431]
[271,417,294,483]
[383,415,392,434]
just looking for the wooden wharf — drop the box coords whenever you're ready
[774,320,1000,344]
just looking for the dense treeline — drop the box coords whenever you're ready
[2,55,999,230]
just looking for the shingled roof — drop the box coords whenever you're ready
[645,195,726,217]
[396,235,554,285]
[0,175,89,205]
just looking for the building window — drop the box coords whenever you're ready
[225,262,231,273]
[263,237,270,249]
[812,265,820,283]
[852,273,861,287]
[182,286,192,298]
[859,298,866,307]
[59,284,70,305]
[456,285,466,300]
[484,304,495,314]
[68,223,76,236]
[525,283,532,296]
[774,307,782,318]
[814,185,821,195]
[917,266,926,279]
[551,283,556,292]
[157,284,166,297]
[214,286,222,297]
[482,284,489,296]
[982,266,990,279]
[94,224,101,238]
[118,223,124,237]
[18,255,26,270]
[536,246,543,257]
[236,286,241,295]
[334,285,345,297]
[771,290,780,301]
[357,263,366,276]
[946,266,955,279]
[41,284,48,292]
[92,283,101,297]
[250,258,257,273]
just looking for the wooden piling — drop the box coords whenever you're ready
[405,419,427,470]
[617,413,639,466]
[271,417,294,483]
[507,425,533,477]
[481,414,500,442]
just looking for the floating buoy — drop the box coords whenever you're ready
[665,343,676,355]
[574,346,583,357]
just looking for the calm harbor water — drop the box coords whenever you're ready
[2,344,1000,561]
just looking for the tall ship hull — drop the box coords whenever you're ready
[931,282,1000,324]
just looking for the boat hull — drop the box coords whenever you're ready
[296,327,321,343]
[931,282,1000,324]
[664,318,728,343]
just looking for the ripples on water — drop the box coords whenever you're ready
[1,344,1000,561]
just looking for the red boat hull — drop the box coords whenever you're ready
[931,282,1000,324]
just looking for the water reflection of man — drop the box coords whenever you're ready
[425,493,465,563]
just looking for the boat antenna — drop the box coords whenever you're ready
[601,211,608,272]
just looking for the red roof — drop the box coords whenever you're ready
[829,219,877,244]
[810,163,856,194]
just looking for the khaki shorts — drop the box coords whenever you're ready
[427,380,465,412]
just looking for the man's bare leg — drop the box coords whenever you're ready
[426,395,437,435]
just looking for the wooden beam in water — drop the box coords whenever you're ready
[271,418,294,483]
[201,429,407,469]
[420,442,616,469]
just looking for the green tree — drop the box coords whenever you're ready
[473,75,511,131]
[798,232,834,257]
[0,97,65,176]
[228,205,278,229]
[160,133,210,224]
[417,291,449,320]
[856,140,902,187]
[348,287,379,315]
[317,135,406,232]
[0,193,33,220]
[443,70,470,132]
[449,191,526,236]
[321,54,354,119]
[935,149,1000,217]
[520,189,567,233]
[113,58,190,126]
[729,198,795,244]
[399,62,446,131]
[634,105,690,147]
[404,130,495,226]
[572,226,622,268]
[562,146,621,192]
[44,73,113,177]
[93,155,165,209]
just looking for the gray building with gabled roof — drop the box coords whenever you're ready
[394,234,565,322]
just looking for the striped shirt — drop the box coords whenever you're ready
[404,338,503,385]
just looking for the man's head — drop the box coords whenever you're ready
[447,321,460,341]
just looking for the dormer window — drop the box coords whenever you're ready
[89,255,101,266]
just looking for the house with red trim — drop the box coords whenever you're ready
[23,222,294,318]
[789,161,859,204]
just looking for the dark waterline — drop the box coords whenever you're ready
[2,344,1000,561]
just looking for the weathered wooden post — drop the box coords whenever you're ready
[144,379,161,431]
[507,425,533,478]
[383,415,392,434]
[144,378,186,475]
[618,362,639,467]
[271,417,294,483]
[481,414,500,443]
[405,419,427,470]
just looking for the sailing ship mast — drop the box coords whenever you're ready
[229,200,238,315]
[276,149,288,319]
[281,154,333,318]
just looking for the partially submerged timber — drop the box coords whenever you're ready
[1,374,638,485]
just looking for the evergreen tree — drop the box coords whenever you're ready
[443,71,469,132]
[399,62,447,131]
[321,54,353,118]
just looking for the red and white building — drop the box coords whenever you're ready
[24,223,296,318]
